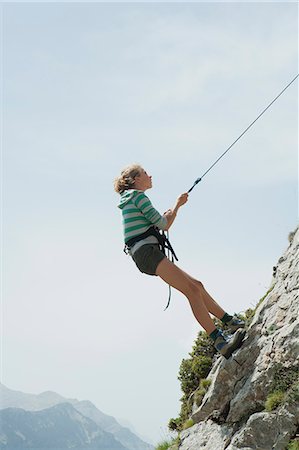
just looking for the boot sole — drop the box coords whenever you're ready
[226,324,246,334]
[222,329,246,359]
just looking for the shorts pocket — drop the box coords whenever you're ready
[132,245,156,275]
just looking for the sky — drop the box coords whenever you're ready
[1,1,298,446]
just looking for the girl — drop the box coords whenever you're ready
[114,164,245,359]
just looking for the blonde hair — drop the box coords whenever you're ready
[114,164,143,194]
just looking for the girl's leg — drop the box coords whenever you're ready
[166,264,226,319]
[156,258,246,359]
[155,258,217,335]
[188,275,226,320]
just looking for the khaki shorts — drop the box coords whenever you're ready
[131,244,166,276]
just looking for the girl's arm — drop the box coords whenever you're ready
[164,193,188,230]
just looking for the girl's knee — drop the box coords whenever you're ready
[196,280,204,289]
[188,277,204,290]
[185,280,201,296]
[193,278,204,290]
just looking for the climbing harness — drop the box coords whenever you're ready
[124,226,178,262]
[188,73,299,193]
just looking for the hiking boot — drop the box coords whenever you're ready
[214,329,246,359]
[225,315,245,334]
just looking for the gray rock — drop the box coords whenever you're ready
[227,408,298,450]
[179,421,233,450]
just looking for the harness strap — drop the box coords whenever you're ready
[157,230,178,262]
[124,226,178,261]
[124,226,160,253]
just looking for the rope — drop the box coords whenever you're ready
[164,73,298,310]
[188,74,299,193]
[164,230,174,310]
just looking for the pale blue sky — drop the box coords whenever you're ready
[1,1,298,445]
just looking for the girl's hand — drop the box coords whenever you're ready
[176,193,189,208]
[163,193,188,230]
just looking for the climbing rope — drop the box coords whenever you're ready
[164,73,298,310]
[188,74,299,193]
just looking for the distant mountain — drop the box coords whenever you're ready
[0,403,128,449]
[0,384,154,450]
[72,400,154,450]
[0,384,75,411]
[117,418,153,445]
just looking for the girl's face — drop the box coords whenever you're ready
[134,169,152,191]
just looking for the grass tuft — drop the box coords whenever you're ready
[265,390,285,411]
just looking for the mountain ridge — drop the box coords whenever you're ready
[0,384,154,450]
[0,402,128,450]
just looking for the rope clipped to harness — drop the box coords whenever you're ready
[163,230,176,310]
[147,228,178,310]
[151,228,178,310]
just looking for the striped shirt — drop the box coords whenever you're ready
[118,189,168,245]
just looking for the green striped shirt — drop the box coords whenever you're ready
[117,189,167,244]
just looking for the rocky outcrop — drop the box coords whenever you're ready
[178,227,299,450]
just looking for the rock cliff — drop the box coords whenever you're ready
[177,227,299,450]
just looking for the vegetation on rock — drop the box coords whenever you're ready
[265,364,299,411]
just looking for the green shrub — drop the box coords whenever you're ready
[286,381,299,403]
[271,364,299,393]
[200,378,211,390]
[156,440,171,450]
[286,440,299,450]
[194,388,206,407]
[182,418,194,430]
[156,437,181,450]
[265,390,285,411]
[267,324,278,335]
[264,365,299,414]
[168,418,180,432]
[174,332,214,431]
[178,355,212,399]
[190,331,216,358]
[176,396,192,428]
[244,308,255,324]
